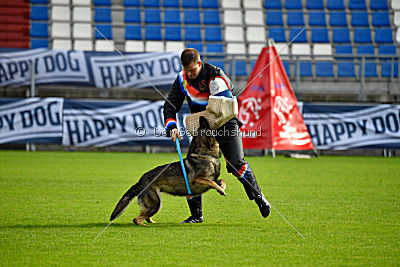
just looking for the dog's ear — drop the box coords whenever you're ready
[199,116,211,129]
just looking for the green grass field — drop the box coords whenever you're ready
[0,151,399,266]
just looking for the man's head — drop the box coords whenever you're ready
[181,48,202,80]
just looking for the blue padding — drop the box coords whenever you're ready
[145,25,162,40]
[348,0,366,10]
[353,28,372,43]
[309,12,326,26]
[351,12,369,26]
[125,25,142,40]
[125,9,141,23]
[307,0,324,9]
[283,61,291,77]
[184,10,201,24]
[31,0,48,3]
[299,62,313,77]
[30,23,48,38]
[207,60,225,71]
[94,0,111,6]
[187,43,204,52]
[287,11,304,26]
[316,62,334,77]
[264,0,282,9]
[381,62,398,77]
[202,0,219,8]
[143,0,160,7]
[312,28,329,43]
[145,9,161,24]
[285,0,302,9]
[205,27,222,42]
[357,45,374,55]
[165,26,182,41]
[378,45,396,55]
[124,0,140,6]
[360,62,378,77]
[95,24,112,39]
[31,6,48,20]
[207,43,223,53]
[163,0,179,7]
[203,10,220,24]
[327,0,345,10]
[329,12,347,26]
[332,28,350,43]
[337,62,356,77]
[335,45,353,54]
[95,8,111,22]
[375,28,393,43]
[372,12,390,27]
[164,9,180,24]
[290,28,307,43]
[229,61,247,76]
[182,0,199,8]
[268,28,286,42]
[185,26,201,41]
[266,11,283,26]
[370,0,388,10]
[31,39,48,48]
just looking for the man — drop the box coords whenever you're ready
[163,48,270,223]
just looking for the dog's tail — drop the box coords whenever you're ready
[110,184,139,221]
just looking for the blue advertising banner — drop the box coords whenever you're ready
[62,99,191,147]
[0,98,63,144]
[0,49,181,89]
[303,103,400,149]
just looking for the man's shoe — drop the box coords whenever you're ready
[254,193,271,218]
[180,216,204,223]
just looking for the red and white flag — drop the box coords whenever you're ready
[238,46,314,151]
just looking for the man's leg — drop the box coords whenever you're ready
[180,195,203,223]
[181,136,204,223]
[216,120,271,218]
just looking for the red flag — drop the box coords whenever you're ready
[238,46,314,151]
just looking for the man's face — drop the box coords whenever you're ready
[183,61,202,80]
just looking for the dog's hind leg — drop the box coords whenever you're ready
[134,189,161,225]
[193,178,226,196]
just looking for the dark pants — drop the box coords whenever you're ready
[185,118,265,219]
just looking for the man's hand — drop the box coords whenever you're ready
[171,128,181,143]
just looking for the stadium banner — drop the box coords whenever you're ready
[88,52,181,89]
[0,49,180,89]
[62,99,190,147]
[0,49,89,86]
[303,104,400,149]
[0,97,63,144]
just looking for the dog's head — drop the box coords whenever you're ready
[193,116,220,157]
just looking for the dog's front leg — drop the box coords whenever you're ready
[193,177,226,196]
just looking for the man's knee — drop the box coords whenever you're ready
[226,160,248,177]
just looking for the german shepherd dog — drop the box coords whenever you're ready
[110,116,226,225]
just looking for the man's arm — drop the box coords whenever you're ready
[163,77,185,140]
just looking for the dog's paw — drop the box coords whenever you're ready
[146,218,156,223]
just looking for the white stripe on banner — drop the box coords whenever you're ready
[303,105,400,149]
[0,98,64,144]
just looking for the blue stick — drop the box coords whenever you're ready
[175,138,191,195]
